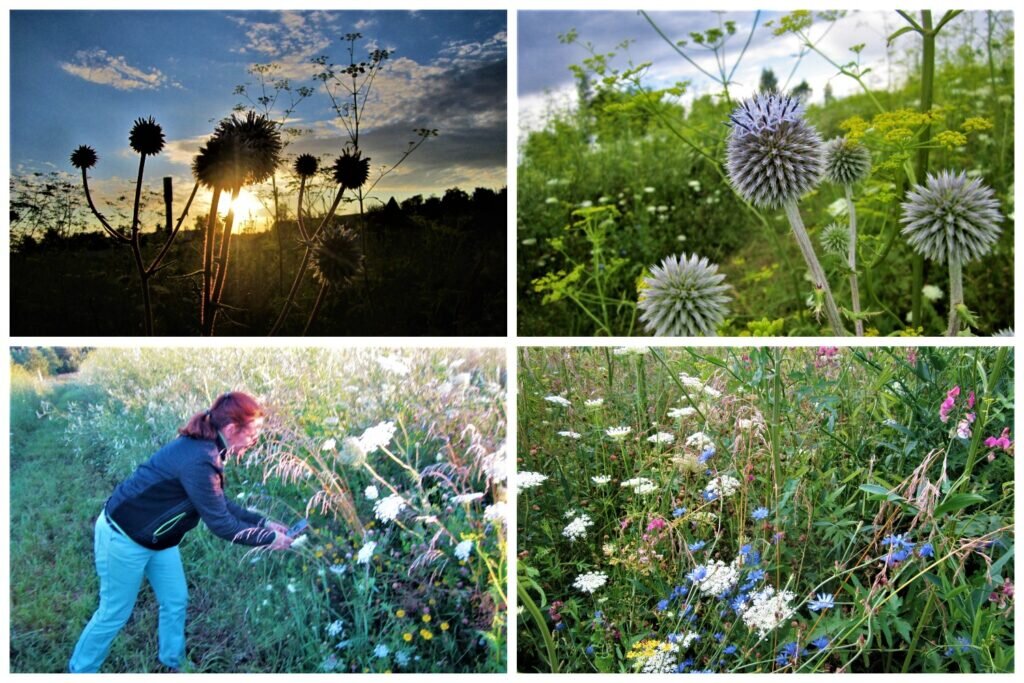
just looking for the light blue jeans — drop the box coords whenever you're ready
[68,512,187,673]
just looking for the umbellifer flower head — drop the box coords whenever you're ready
[820,222,850,256]
[129,116,165,156]
[637,253,731,337]
[900,170,1003,264]
[726,92,824,208]
[823,137,871,186]
[70,145,98,170]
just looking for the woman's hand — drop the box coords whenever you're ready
[264,520,290,536]
[267,532,294,551]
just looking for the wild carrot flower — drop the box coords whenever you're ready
[356,541,376,564]
[647,432,675,444]
[591,475,611,485]
[742,585,796,636]
[364,485,379,500]
[621,477,657,494]
[706,475,741,498]
[606,426,632,440]
[562,514,593,541]
[668,407,697,419]
[573,571,609,593]
[544,395,571,407]
[558,430,582,439]
[454,539,473,560]
[584,398,604,408]
[373,494,407,523]
[516,471,548,491]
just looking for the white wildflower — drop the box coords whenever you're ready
[329,563,347,575]
[705,475,741,498]
[558,430,582,439]
[638,642,680,674]
[544,395,571,407]
[326,619,345,637]
[591,475,611,485]
[736,418,754,431]
[356,541,376,564]
[454,539,473,561]
[364,485,379,500]
[373,494,407,523]
[573,571,608,593]
[290,534,308,549]
[374,643,390,659]
[668,406,697,419]
[451,492,485,504]
[922,284,943,301]
[483,501,507,524]
[584,398,604,408]
[516,471,549,491]
[647,432,675,444]
[621,477,657,495]
[686,431,714,450]
[358,421,396,453]
[606,426,632,440]
[693,560,740,597]
[376,355,411,375]
[321,438,337,451]
[742,585,796,637]
[562,514,593,541]
[613,346,650,355]
[287,582,297,594]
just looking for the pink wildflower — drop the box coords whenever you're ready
[939,386,960,423]
[967,391,975,409]
[646,517,666,532]
[984,427,1013,451]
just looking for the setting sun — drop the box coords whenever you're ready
[225,190,266,221]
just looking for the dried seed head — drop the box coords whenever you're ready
[311,226,363,287]
[637,253,731,337]
[823,137,871,186]
[332,148,371,190]
[193,112,282,190]
[820,222,850,256]
[294,153,319,178]
[70,145,98,170]
[900,170,1003,263]
[726,92,824,208]
[129,116,166,156]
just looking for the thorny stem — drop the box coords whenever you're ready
[845,185,864,336]
[946,255,963,336]
[80,169,128,242]
[147,180,199,276]
[201,186,222,331]
[129,154,153,335]
[207,198,238,336]
[783,200,848,334]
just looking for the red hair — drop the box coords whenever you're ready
[179,391,264,441]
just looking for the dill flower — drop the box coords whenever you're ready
[726,92,824,209]
[516,471,548,491]
[901,170,1003,265]
[573,571,609,594]
[823,137,871,186]
[637,253,731,337]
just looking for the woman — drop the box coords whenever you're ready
[69,392,293,673]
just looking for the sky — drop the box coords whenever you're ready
[10,10,507,229]
[518,10,993,132]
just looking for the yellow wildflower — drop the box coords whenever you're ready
[420,629,433,640]
[440,622,450,631]
[962,116,993,132]
[422,614,432,623]
[395,609,406,618]
[403,633,413,642]
[935,130,967,150]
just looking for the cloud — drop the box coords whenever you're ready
[354,18,376,31]
[230,10,338,81]
[60,48,169,91]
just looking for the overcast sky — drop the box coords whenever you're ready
[518,10,994,131]
[11,10,506,228]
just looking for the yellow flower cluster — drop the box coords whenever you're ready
[626,638,673,661]
[935,130,968,150]
[962,116,994,132]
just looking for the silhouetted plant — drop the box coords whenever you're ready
[70,117,198,335]
[193,111,282,335]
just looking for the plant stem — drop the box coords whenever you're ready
[782,200,847,334]
[201,186,222,331]
[302,282,329,336]
[845,185,864,336]
[128,154,153,335]
[206,200,238,336]
[946,255,963,336]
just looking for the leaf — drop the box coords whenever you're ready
[934,493,986,517]
[887,25,916,45]
[859,483,903,502]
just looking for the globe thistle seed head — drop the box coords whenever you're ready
[900,170,1003,264]
[820,222,850,256]
[726,92,824,208]
[129,116,165,156]
[311,227,363,287]
[294,153,319,178]
[70,145,98,170]
[823,137,871,186]
[193,112,282,190]
[637,253,731,337]
[332,148,371,190]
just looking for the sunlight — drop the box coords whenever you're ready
[224,190,266,223]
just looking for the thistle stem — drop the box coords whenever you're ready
[201,186,222,331]
[782,200,848,335]
[947,255,963,336]
[302,282,329,336]
[845,185,864,336]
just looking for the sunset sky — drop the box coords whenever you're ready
[11,10,507,230]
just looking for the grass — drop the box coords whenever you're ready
[516,346,1014,673]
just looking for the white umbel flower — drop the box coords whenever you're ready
[706,475,741,498]
[373,494,407,523]
[516,471,549,491]
[544,395,571,407]
[573,571,608,593]
[562,514,594,541]
[584,398,605,408]
[685,431,714,450]
[605,426,632,440]
[621,477,657,495]
[454,539,473,561]
[356,541,376,564]
[693,560,740,597]
[647,432,675,444]
[364,485,379,500]
[558,430,582,439]
[591,475,612,485]
[668,406,697,419]
[742,585,796,637]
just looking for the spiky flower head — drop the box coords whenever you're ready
[129,116,165,156]
[294,154,319,178]
[332,148,371,190]
[823,137,871,186]
[900,170,1003,264]
[70,145,98,170]
[820,222,850,256]
[311,227,363,287]
[726,92,824,208]
[637,253,731,337]
[192,112,282,191]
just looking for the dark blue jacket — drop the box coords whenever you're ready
[105,435,275,550]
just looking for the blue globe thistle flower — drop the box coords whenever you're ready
[900,170,1003,264]
[823,137,871,186]
[637,253,731,337]
[820,221,851,256]
[807,593,835,612]
[751,506,770,521]
[726,92,825,209]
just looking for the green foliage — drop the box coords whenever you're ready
[517,347,1013,672]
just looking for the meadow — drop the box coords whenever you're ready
[10,348,507,673]
[518,10,1014,336]
[517,346,1013,672]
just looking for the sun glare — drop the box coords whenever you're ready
[225,190,266,220]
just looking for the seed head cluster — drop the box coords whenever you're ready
[726,92,824,208]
